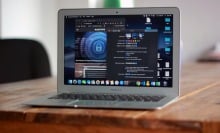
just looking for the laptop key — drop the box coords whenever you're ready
[104,95,111,100]
[133,95,143,101]
[151,96,165,102]
[142,96,152,102]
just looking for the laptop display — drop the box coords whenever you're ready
[64,14,173,88]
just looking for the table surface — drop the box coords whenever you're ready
[0,63,220,133]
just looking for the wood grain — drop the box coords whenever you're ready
[0,121,199,133]
[0,63,220,133]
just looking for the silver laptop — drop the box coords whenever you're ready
[26,7,180,109]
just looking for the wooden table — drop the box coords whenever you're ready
[0,63,220,133]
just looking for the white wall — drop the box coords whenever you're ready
[58,0,88,8]
[135,0,220,62]
[1,0,41,38]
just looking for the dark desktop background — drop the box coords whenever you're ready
[64,15,173,87]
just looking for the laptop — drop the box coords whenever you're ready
[26,7,180,109]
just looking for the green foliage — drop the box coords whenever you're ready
[104,0,121,8]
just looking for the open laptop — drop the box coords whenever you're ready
[26,7,180,109]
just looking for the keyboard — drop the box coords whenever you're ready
[49,93,165,102]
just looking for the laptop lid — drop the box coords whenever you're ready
[58,8,180,97]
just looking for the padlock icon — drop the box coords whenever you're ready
[95,43,103,52]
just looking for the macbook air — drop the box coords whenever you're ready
[26,7,180,109]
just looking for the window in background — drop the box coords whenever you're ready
[89,0,134,8]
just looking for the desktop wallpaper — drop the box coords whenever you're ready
[64,14,173,87]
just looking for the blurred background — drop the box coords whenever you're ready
[0,0,220,76]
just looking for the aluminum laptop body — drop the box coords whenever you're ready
[26,7,180,109]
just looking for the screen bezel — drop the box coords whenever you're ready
[58,7,180,96]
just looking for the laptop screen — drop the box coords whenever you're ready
[64,14,173,87]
